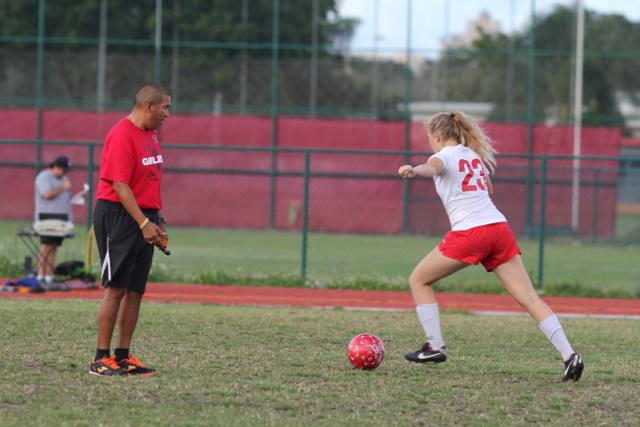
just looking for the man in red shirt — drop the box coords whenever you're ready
[89,82,170,376]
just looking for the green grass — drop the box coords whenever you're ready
[0,299,639,426]
[615,213,640,242]
[1,219,639,297]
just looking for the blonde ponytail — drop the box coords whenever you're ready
[425,111,497,173]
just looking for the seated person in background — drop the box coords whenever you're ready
[34,155,73,285]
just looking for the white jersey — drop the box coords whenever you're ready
[431,145,506,231]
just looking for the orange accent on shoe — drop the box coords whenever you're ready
[89,355,127,376]
[119,356,155,375]
[122,357,143,367]
[94,355,121,369]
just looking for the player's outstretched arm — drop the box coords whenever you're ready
[398,156,444,179]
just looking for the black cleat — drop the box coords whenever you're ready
[563,353,584,382]
[117,356,156,376]
[405,342,448,363]
[89,356,127,376]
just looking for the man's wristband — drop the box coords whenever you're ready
[139,217,150,230]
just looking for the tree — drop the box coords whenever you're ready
[0,0,361,114]
[430,5,640,126]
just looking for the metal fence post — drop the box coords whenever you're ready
[86,143,95,230]
[401,0,412,234]
[97,0,108,111]
[300,150,311,281]
[536,156,547,289]
[309,0,318,117]
[525,0,537,239]
[269,0,281,229]
[154,0,163,83]
[591,168,600,243]
[35,0,46,173]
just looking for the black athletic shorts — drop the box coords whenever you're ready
[94,200,159,294]
[38,213,69,246]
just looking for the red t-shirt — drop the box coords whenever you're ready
[96,118,164,209]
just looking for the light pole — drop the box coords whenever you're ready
[571,0,585,232]
[97,0,107,112]
[154,0,163,83]
[309,0,319,117]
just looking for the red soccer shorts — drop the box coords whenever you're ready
[437,222,521,272]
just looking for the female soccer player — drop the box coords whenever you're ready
[398,111,584,381]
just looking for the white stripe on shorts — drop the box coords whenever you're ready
[101,237,112,282]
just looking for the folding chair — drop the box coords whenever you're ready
[17,219,75,283]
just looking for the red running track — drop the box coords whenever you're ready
[2,282,640,318]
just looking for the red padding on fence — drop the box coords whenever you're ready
[0,109,621,237]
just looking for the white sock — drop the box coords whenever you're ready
[539,315,574,361]
[44,275,54,284]
[416,303,445,350]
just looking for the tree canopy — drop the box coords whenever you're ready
[1,1,639,124]
[0,0,363,112]
[439,5,640,125]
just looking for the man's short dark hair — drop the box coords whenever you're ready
[50,155,70,172]
[133,82,170,107]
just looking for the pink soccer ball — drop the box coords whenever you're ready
[347,333,385,370]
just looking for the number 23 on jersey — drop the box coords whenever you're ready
[459,159,487,192]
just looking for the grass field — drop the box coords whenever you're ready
[1,218,638,297]
[0,298,639,426]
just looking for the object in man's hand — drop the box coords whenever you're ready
[156,237,171,255]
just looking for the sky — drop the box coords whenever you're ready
[337,0,640,57]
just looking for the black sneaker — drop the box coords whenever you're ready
[117,356,156,376]
[405,342,448,363]
[563,353,584,382]
[89,356,127,376]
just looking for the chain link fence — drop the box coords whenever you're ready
[2,1,640,122]
[0,141,638,297]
